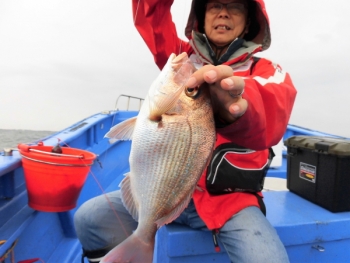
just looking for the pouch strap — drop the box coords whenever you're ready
[252,193,266,216]
[252,147,275,217]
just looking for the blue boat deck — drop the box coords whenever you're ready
[1,110,350,263]
[156,191,350,263]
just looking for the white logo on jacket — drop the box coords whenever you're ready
[254,63,286,86]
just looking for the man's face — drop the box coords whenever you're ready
[204,0,249,46]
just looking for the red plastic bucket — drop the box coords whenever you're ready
[18,143,96,212]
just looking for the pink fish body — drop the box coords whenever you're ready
[103,53,215,263]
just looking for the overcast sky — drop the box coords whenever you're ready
[1,0,350,138]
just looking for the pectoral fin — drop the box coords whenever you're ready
[148,85,184,121]
[104,116,137,143]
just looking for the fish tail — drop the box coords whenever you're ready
[100,233,154,263]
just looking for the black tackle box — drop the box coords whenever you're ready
[284,136,350,212]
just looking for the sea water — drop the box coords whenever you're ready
[0,129,55,150]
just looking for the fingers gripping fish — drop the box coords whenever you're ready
[103,53,216,263]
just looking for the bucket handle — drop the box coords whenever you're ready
[18,143,85,159]
[20,155,93,167]
[27,148,86,159]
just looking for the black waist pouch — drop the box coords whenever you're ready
[206,143,275,195]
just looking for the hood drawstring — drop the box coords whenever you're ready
[203,35,244,65]
[207,42,230,65]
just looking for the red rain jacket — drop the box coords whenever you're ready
[132,0,297,230]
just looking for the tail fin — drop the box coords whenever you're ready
[100,233,154,263]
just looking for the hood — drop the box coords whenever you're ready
[185,0,271,51]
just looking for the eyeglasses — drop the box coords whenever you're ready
[206,2,247,15]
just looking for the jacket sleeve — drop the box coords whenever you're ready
[132,0,192,69]
[217,58,297,150]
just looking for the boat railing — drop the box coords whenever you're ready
[114,94,144,111]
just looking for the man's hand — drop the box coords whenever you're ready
[186,65,248,123]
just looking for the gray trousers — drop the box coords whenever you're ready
[74,190,289,262]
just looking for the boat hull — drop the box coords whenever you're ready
[1,110,349,263]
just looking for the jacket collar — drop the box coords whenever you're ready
[190,30,263,68]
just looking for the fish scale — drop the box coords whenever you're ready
[132,118,194,217]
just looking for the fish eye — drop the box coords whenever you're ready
[185,87,199,97]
